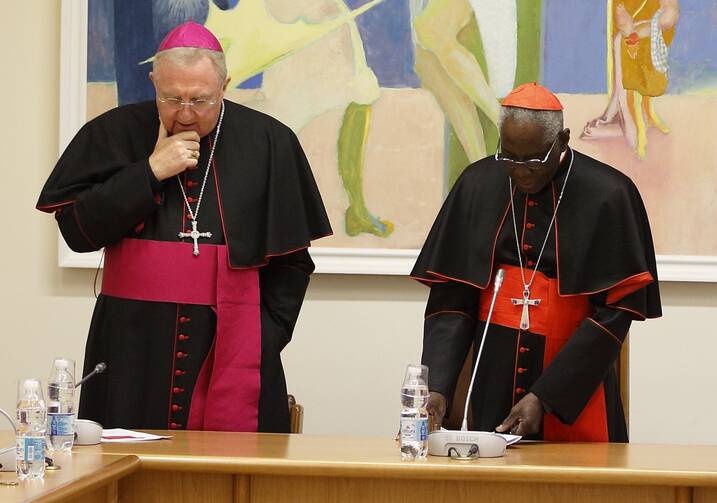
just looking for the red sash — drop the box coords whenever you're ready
[479,264,608,442]
[102,238,261,432]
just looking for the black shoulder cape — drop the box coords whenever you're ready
[411,150,661,319]
[37,100,332,268]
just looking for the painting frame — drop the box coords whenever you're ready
[57,0,717,280]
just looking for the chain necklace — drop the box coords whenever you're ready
[508,147,574,330]
[177,101,225,256]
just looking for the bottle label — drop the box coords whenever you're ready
[49,413,74,436]
[400,417,428,443]
[16,437,45,462]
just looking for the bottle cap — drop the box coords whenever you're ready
[403,364,428,384]
[53,358,70,369]
[51,358,75,379]
[17,377,44,401]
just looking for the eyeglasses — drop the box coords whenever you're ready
[157,95,218,112]
[495,136,559,171]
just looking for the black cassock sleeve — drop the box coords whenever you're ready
[53,162,162,252]
[259,248,315,355]
[256,248,314,433]
[420,282,478,411]
[530,292,633,425]
[37,105,164,252]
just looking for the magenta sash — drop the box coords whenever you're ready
[101,238,261,432]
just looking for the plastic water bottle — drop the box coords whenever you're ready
[16,378,47,479]
[47,358,75,452]
[400,364,429,460]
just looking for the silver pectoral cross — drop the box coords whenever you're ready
[178,220,212,256]
[511,288,541,331]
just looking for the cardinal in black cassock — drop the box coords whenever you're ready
[37,22,331,433]
[412,83,661,442]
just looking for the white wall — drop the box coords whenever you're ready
[3,2,717,444]
[629,284,717,444]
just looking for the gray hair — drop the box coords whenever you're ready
[153,47,227,86]
[498,106,563,144]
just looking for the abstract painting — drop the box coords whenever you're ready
[77,0,717,275]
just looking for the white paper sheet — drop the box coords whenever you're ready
[496,433,522,446]
[101,428,172,443]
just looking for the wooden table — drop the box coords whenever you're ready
[2,431,717,502]
[0,451,137,503]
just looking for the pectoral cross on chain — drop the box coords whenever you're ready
[511,288,541,331]
[178,220,212,257]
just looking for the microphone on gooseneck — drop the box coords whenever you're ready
[460,269,505,432]
[75,362,107,388]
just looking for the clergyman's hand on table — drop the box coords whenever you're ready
[426,391,447,431]
[149,122,200,181]
[495,392,543,436]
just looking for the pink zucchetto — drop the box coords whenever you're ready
[156,21,223,53]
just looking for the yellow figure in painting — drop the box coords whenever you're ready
[338,0,524,236]
[412,0,542,188]
[204,0,384,85]
[413,0,502,164]
[334,0,392,238]
[338,0,508,237]
[582,0,679,158]
[203,0,539,237]
[205,0,392,237]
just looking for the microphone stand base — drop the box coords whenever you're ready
[427,430,507,458]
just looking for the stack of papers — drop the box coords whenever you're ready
[496,433,522,446]
[101,429,172,443]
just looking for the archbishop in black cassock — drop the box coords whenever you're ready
[37,98,331,432]
[37,97,331,431]
[412,83,661,442]
[37,22,331,433]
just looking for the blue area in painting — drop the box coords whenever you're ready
[87,0,115,82]
[541,0,717,95]
[666,0,717,93]
[238,73,264,89]
[345,0,419,88]
[112,0,164,104]
[88,0,717,101]
[541,0,607,94]
[88,0,255,105]
[215,0,240,8]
